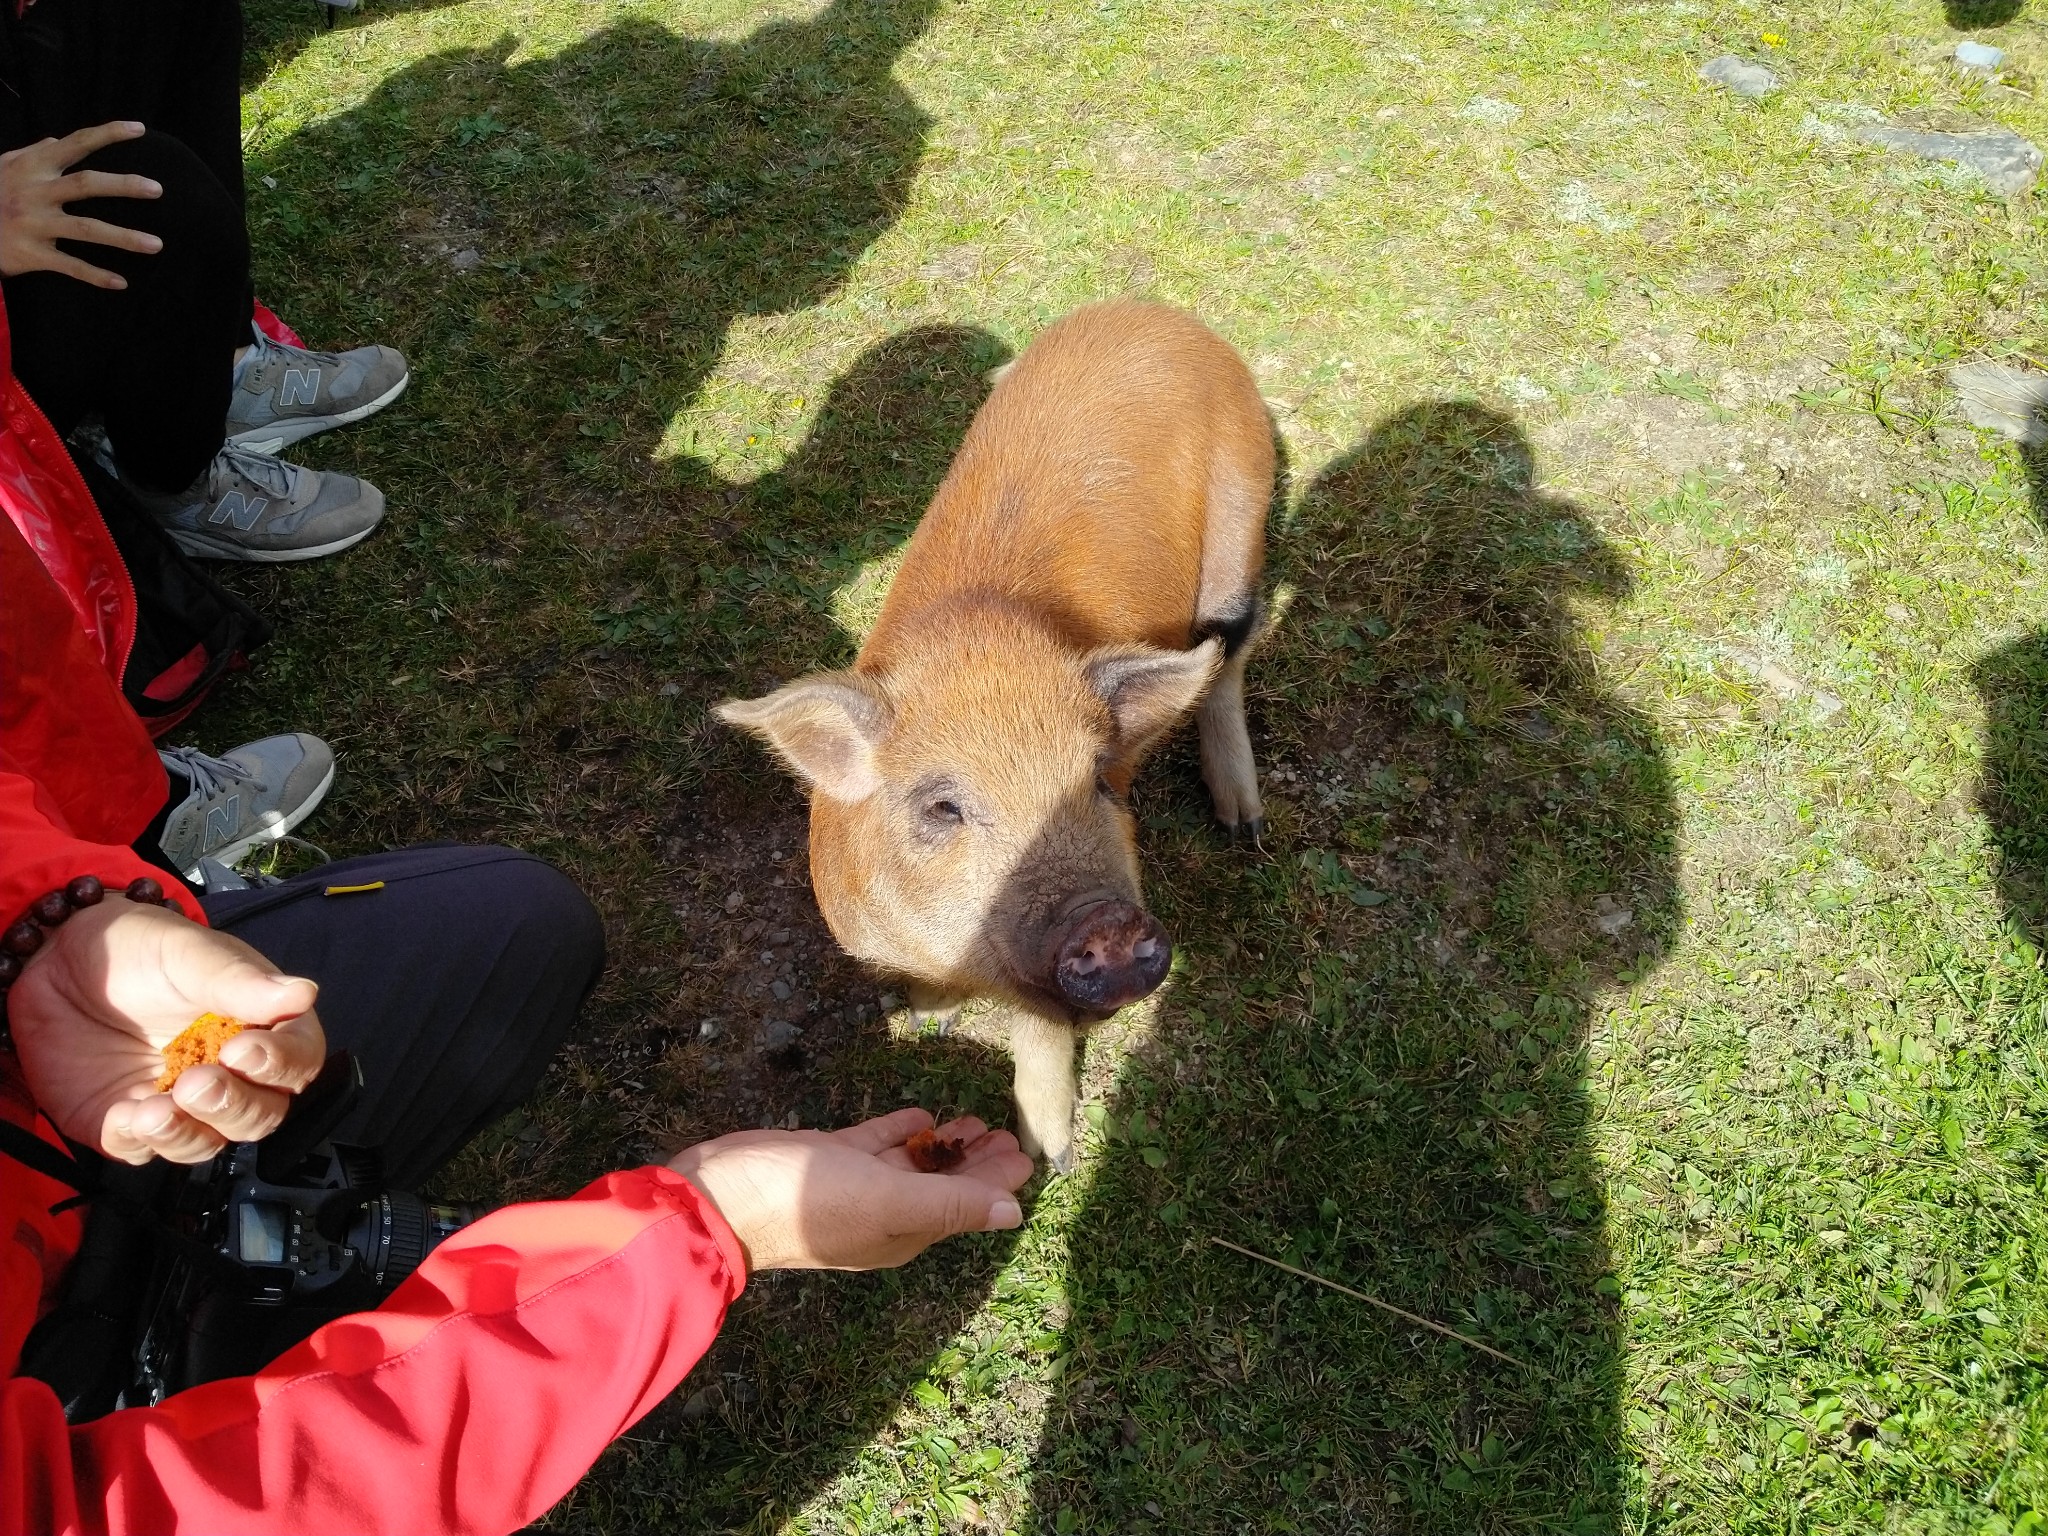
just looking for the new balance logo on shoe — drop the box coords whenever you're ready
[281,368,321,408]
[203,795,240,851]
[210,493,269,530]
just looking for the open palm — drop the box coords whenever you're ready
[10,898,326,1163]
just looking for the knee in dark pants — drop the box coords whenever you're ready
[56,131,247,283]
[481,853,609,998]
[362,852,606,1185]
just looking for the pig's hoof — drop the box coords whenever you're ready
[1228,817,1267,849]
[911,1004,959,1036]
[1045,1142,1077,1176]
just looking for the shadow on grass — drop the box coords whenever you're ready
[1943,0,2024,29]
[242,0,476,92]
[1972,441,2048,947]
[243,0,937,526]
[230,5,1063,1530]
[517,327,1030,1532]
[1023,402,1678,1533]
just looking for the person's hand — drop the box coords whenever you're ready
[669,1108,1034,1271]
[9,896,326,1164]
[0,121,163,287]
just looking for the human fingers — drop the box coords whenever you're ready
[169,1064,292,1143]
[53,214,161,256]
[39,248,128,289]
[829,1106,935,1156]
[53,168,162,205]
[102,1094,227,1166]
[51,120,148,171]
[215,1012,326,1093]
[158,923,321,1034]
[952,1133,1034,1191]
[884,1166,1025,1243]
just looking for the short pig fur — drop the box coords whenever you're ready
[718,301,1271,1169]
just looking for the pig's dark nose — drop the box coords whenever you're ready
[1052,900,1171,1015]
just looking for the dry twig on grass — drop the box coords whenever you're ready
[1208,1237,1532,1370]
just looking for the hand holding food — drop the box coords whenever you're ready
[8,895,326,1163]
[669,1108,1032,1271]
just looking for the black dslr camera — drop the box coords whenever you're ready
[20,1052,487,1417]
[141,1052,489,1396]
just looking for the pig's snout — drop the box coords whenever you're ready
[1050,899,1171,1016]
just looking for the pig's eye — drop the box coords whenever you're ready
[924,798,965,827]
[1095,775,1119,801]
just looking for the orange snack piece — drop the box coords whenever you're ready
[156,1013,248,1093]
[904,1127,969,1173]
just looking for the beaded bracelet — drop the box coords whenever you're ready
[0,875,188,1038]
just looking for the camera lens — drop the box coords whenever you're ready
[348,1194,489,1290]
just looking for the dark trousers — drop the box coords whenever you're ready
[201,844,607,1189]
[0,0,252,493]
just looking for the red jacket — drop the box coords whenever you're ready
[0,304,747,1532]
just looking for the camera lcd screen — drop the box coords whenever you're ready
[237,1201,289,1265]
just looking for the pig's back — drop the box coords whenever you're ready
[861,301,1269,668]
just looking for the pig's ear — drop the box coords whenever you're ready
[715,675,892,802]
[1085,638,1224,758]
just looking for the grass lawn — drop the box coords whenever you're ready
[218,0,2048,1529]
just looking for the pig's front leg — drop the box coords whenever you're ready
[1007,1009,1079,1173]
[1198,646,1264,841]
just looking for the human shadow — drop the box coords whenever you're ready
[1944,0,2023,28]
[473,324,1024,1534]
[241,0,476,92]
[1023,402,1678,1533]
[231,4,1035,1526]
[242,0,935,521]
[1971,438,2048,945]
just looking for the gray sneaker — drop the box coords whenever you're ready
[128,445,385,562]
[226,328,409,455]
[157,737,336,878]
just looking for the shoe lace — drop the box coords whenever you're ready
[159,744,264,801]
[246,325,347,375]
[213,443,302,500]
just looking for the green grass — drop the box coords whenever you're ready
[215,0,2048,1529]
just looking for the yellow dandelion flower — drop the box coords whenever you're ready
[1761,31,1786,45]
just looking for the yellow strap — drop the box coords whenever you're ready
[322,881,386,896]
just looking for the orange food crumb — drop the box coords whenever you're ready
[156,1013,248,1093]
[904,1127,969,1173]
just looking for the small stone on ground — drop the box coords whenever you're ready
[1700,55,1781,99]
[1460,95,1523,125]
[1955,40,2005,73]
[1949,362,2048,445]
[1852,122,2043,197]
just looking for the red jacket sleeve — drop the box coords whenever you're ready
[0,772,188,933]
[0,1165,748,1536]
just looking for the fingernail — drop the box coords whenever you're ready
[120,121,144,133]
[135,1100,175,1135]
[268,974,317,994]
[989,1199,1022,1230]
[219,1035,264,1073]
[182,1075,229,1112]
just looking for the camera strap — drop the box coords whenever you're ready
[0,1119,247,1287]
